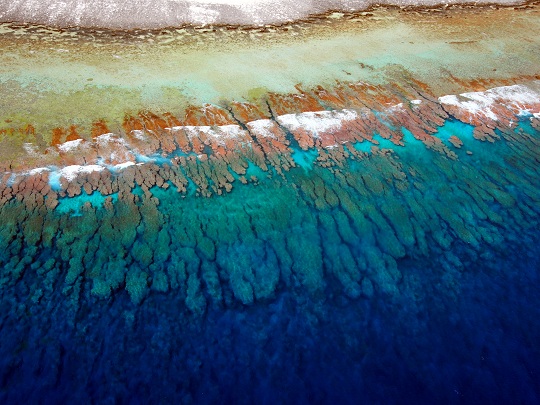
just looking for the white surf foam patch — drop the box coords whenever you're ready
[183,125,212,138]
[439,83,540,120]
[439,93,498,120]
[48,170,62,190]
[59,164,105,181]
[180,124,249,145]
[216,125,247,139]
[13,83,539,189]
[130,130,147,141]
[113,161,136,170]
[277,109,358,136]
[96,133,128,145]
[27,167,51,176]
[96,133,137,162]
[387,103,405,112]
[23,143,41,156]
[246,119,278,138]
[44,159,142,190]
[57,138,84,152]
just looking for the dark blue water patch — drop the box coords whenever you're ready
[291,147,319,171]
[0,234,538,404]
[0,118,539,403]
[245,160,267,179]
[435,119,475,143]
[56,191,118,215]
[352,140,372,153]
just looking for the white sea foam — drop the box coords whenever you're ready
[8,82,540,187]
[96,133,126,145]
[246,119,278,138]
[183,125,212,138]
[277,109,358,136]
[57,138,84,152]
[114,161,136,170]
[27,167,50,176]
[180,125,250,146]
[218,125,247,138]
[59,164,105,181]
[439,83,540,120]
[48,170,62,190]
[439,94,499,120]
[387,103,405,112]
[23,142,40,156]
[131,130,148,141]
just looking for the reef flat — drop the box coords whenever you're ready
[1,3,539,151]
[0,4,539,404]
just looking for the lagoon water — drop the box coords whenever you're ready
[1,4,539,144]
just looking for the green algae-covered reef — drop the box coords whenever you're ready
[0,0,539,315]
[1,75,539,309]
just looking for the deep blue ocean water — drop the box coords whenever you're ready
[0,119,539,404]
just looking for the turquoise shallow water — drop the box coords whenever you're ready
[56,191,119,215]
[0,118,539,403]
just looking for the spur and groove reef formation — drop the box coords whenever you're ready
[0,4,539,404]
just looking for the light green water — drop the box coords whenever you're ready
[0,6,539,138]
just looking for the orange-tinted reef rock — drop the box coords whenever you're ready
[0,76,539,303]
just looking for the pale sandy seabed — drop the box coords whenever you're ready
[0,6,538,116]
[0,3,538,169]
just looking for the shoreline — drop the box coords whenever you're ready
[0,0,536,31]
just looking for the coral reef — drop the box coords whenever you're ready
[0,74,539,403]
[0,78,538,310]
